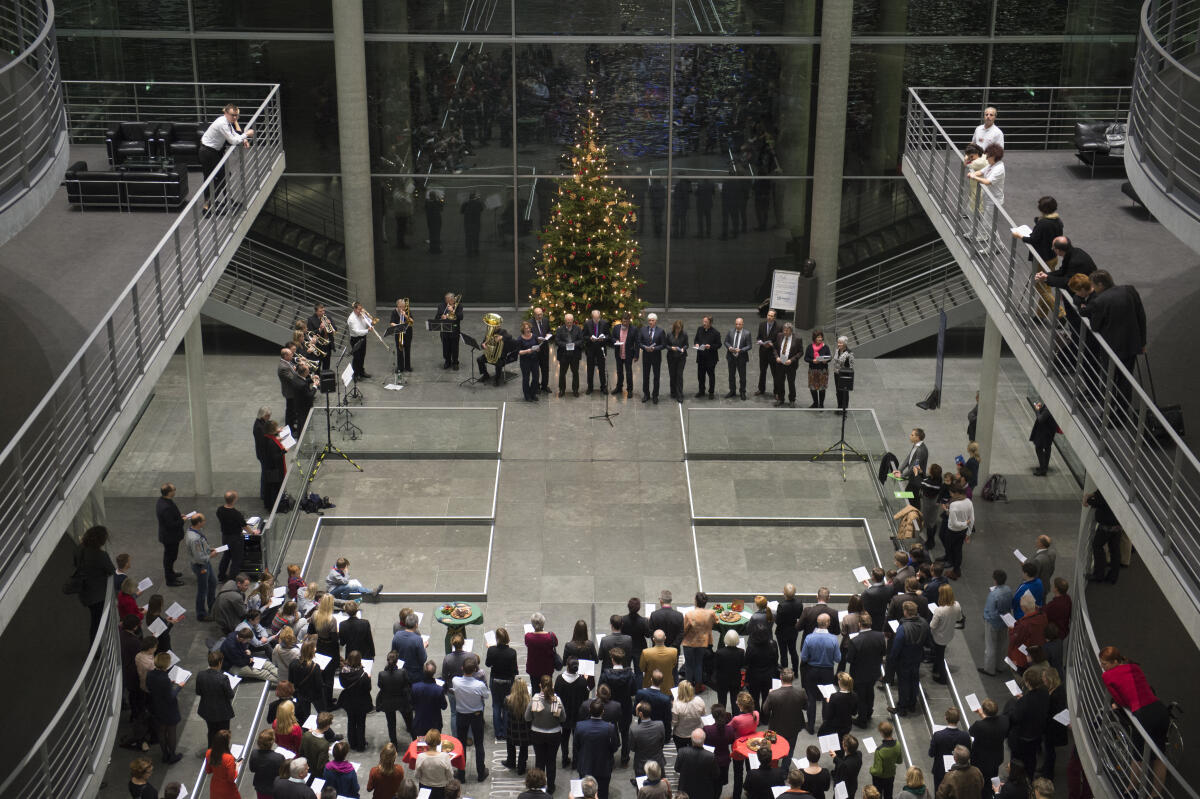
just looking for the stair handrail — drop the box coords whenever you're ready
[836,258,963,312]
[265,178,344,242]
[228,238,357,310]
[832,240,954,310]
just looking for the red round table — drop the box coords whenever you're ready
[732,732,791,762]
[402,734,466,772]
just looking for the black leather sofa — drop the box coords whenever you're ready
[64,160,189,211]
[155,121,206,167]
[105,122,156,165]
[1074,121,1127,174]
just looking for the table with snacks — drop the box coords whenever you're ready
[402,733,465,771]
[434,601,484,651]
[731,731,791,762]
[712,602,751,648]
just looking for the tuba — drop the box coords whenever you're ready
[482,312,504,364]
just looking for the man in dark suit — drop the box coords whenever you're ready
[584,310,611,395]
[742,747,788,799]
[531,306,553,393]
[1038,236,1096,289]
[629,700,666,777]
[773,323,801,406]
[609,312,639,398]
[724,317,751,400]
[845,612,887,728]
[893,428,929,482]
[967,698,1011,785]
[146,652,183,763]
[755,309,778,395]
[599,615,634,670]
[274,759,319,798]
[675,728,719,799]
[798,587,841,639]
[637,313,666,404]
[156,482,186,586]
[929,707,972,788]
[861,569,892,632]
[305,302,336,371]
[278,348,314,434]
[649,591,685,652]
[775,585,804,672]
[760,668,807,756]
[555,313,585,397]
[1078,270,1146,370]
[1029,400,1057,476]
[634,671,673,735]
[338,601,375,660]
[196,650,235,747]
[693,316,722,398]
[436,293,464,369]
[574,700,620,799]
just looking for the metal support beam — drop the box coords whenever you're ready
[184,316,213,496]
[976,314,1002,480]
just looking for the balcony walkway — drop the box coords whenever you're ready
[1,145,187,444]
[1000,150,1200,450]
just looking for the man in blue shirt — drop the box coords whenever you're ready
[800,613,839,734]
[452,656,490,783]
[391,612,428,681]
[1011,561,1044,619]
[981,569,1015,675]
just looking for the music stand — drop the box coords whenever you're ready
[813,369,867,481]
[459,332,483,387]
[588,338,618,427]
[344,338,365,403]
[384,321,407,385]
[307,387,363,485]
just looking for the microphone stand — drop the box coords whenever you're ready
[589,337,618,427]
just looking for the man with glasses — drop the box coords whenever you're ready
[199,103,255,212]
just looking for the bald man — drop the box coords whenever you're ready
[555,313,585,397]
[584,309,611,395]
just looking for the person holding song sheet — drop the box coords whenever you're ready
[693,316,721,399]
[555,314,585,397]
[610,311,639,398]
[755,309,778,396]
[665,320,689,402]
[584,309,611,395]
[517,321,542,401]
[724,317,750,400]
[638,314,665,403]
[531,306,553,393]
[773,323,802,407]
[804,329,832,408]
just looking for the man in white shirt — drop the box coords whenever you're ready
[346,301,373,379]
[724,317,750,400]
[199,103,254,210]
[971,107,1003,152]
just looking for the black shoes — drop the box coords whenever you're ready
[586,388,594,395]
[642,395,650,403]
[695,391,705,398]
[611,388,623,395]
[724,391,737,398]
[740,393,747,400]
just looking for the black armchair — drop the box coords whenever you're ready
[1074,121,1127,174]
[105,122,156,165]
[155,121,206,167]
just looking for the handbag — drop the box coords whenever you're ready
[62,569,84,595]
[1136,353,1185,443]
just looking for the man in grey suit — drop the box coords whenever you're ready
[760,668,807,756]
[723,317,751,400]
[600,614,634,670]
[637,313,666,404]
[1030,534,1057,585]
[629,700,665,778]
[277,348,314,433]
[893,427,928,508]
[675,728,719,799]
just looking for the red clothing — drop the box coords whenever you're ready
[727,710,761,759]
[118,592,144,621]
[524,631,559,683]
[274,721,303,753]
[205,751,239,799]
[368,764,406,799]
[287,575,305,599]
[1008,610,1047,668]
[1102,663,1159,713]
[1043,594,1072,638]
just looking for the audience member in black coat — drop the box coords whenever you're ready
[1004,678,1050,775]
[376,650,415,746]
[650,593,686,651]
[846,616,887,725]
[621,600,652,678]
[676,728,719,799]
[196,651,235,747]
[249,729,287,795]
[336,651,374,751]
[1039,237,1095,289]
[599,615,635,670]
[338,602,375,660]
[1078,270,1147,369]
[969,699,1011,784]
[817,673,859,742]
[832,737,863,799]
[928,707,972,788]
[714,632,747,710]
[743,747,789,799]
[744,636,780,711]
[774,589,804,672]
[600,659,638,765]
[146,654,183,763]
[799,591,842,638]
[155,484,187,585]
[1029,401,1057,477]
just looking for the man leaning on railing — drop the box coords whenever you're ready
[199,103,255,214]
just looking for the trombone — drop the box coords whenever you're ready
[367,312,392,353]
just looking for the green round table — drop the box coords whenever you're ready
[434,602,485,651]
[712,606,751,648]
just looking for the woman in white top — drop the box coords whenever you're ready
[966,143,1006,246]
[670,680,707,750]
[414,728,456,797]
[928,583,964,684]
[942,475,975,579]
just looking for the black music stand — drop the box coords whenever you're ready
[308,388,363,485]
[813,369,867,481]
[459,332,483,387]
[588,338,618,427]
[344,338,365,404]
[384,320,407,384]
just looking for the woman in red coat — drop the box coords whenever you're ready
[117,578,144,621]
[205,729,240,799]
[1099,646,1170,787]
[524,612,559,689]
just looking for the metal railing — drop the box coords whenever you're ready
[909,86,1131,150]
[263,177,345,243]
[0,587,122,797]
[224,237,357,316]
[0,81,283,603]
[1127,0,1200,221]
[0,0,66,213]
[1067,528,1197,799]
[904,87,1200,616]
[831,240,956,310]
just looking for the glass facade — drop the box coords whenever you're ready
[54,0,1141,307]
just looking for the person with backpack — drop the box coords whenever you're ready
[884,602,928,717]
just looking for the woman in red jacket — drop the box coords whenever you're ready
[524,612,559,690]
[1099,646,1170,787]
[117,578,144,621]
[205,729,240,799]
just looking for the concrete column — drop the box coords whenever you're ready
[807,0,854,326]
[867,0,908,174]
[778,2,817,259]
[333,0,377,311]
[976,315,1002,480]
[184,317,213,497]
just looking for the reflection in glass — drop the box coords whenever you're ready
[674,0,816,36]
[515,0,670,35]
[192,0,332,31]
[365,0,511,35]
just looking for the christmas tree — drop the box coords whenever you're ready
[528,108,645,324]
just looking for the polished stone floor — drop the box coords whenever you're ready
[89,319,1100,798]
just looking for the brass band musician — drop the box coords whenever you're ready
[346,301,373,379]
[436,292,463,369]
[305,302,336,371]
[387,298,413,373]
[477,314,516,386]
[277,347,316,433]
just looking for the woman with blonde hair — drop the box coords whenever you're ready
[118,576,144,621]
[288,637,324,716]
[368,741,406,799]
[729,690,760,799]
[818,672,857,744]
[504,677,533,773]
[414,729,455,798]
[272,625,301,674]
[898,766,926,799]
[273,699,302,753]
[929,584,964,684]
[671,680,706,750]
[312,593,341,706]
[525,673,566,792]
